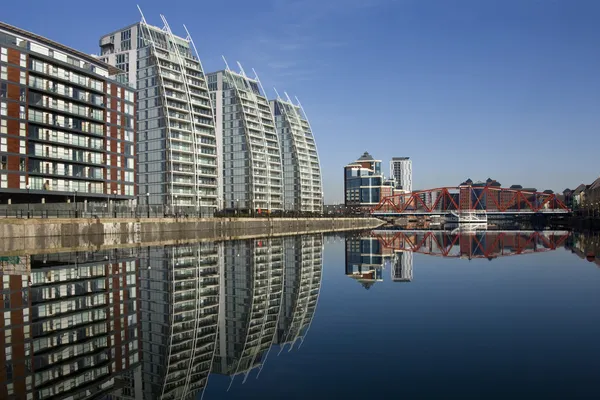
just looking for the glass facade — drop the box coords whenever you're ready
[207,70,282,212]
[100,19,217,212]
[344,153,395,207]
[270,98,323,212]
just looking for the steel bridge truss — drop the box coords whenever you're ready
[372,186,570,215]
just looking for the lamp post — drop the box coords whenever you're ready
[26,184,30,218]
[146,192,150,219]
[235,198,239,217]
[74,189,77,217]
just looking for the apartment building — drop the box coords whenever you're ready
[0,22,136,206]
[270,96,323,212]
[207,68,283,213]
[99,16,217,213]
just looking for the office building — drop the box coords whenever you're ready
[213,238,284,380]
[390,157,412,192]
[344,151,395,208]
[276,234,323,350]
[99,15,218,213]
[270,95,323,212]
[0,22,136,206]
[0,249,140,400]
[207,68,283,212]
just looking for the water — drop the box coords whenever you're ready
[0,230,599,400]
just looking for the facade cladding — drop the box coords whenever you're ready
[0,250,140,400]
[0,22,136,205]
[99,17,218,212]
[270,97,323,212]
[390,157,412,192]
[213,238,284,378]
[207,69,283,212]
[344,151,395,207]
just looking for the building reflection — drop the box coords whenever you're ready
[566,231,600,268]
[212,238,284,382]
[0,234,326,399]
[0,249,140,400]
[346,230,575,284]
[345,237,384,289]
[275,235,323,352]
[212,233,324,385]
[133,243,220,400]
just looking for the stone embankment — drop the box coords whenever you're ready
[0,217,383,255]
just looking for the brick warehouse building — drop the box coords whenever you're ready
[0,22,136,208]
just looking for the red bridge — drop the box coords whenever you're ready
[371,229,571,259]
[372,186,570,216]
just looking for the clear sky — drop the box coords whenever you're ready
[3,0,600,203]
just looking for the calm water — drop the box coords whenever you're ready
[1,230,599,400]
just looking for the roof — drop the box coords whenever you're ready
[563,188,572,193]
[510,185,523,189]
[392,157,410,161]
[0,21,119,74]
[573,184,587,195]
[588,176,600,191]
[357,151,375,161]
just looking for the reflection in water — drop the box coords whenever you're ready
[346,230,576,286]
[0,234,324,400]
[0,249,141,400]
[213,238,284,383]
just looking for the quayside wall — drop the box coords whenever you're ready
[0,217,383,255]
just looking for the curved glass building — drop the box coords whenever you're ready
[207,67,283,213]
[99,14,218,214]
[270,96,323,212]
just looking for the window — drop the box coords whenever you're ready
[0,83,6,98]
[1,156,6,169]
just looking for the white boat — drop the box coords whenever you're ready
[447,210,488,224]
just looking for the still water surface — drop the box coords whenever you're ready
[1,230,599,399]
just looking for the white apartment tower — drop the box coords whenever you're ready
[207,65,283,212]
[270,95,323,212]
[99,13,218,213]
[390,157,412,192]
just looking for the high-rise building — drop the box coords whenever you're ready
[99,14,218,213]
[390,157,412,192]
[206,67,283,212]
[344,152,395,208]
[0,249,141,400]
[270,95,323,212]
[0,22,136,207]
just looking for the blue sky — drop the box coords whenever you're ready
[3,0,600,203]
